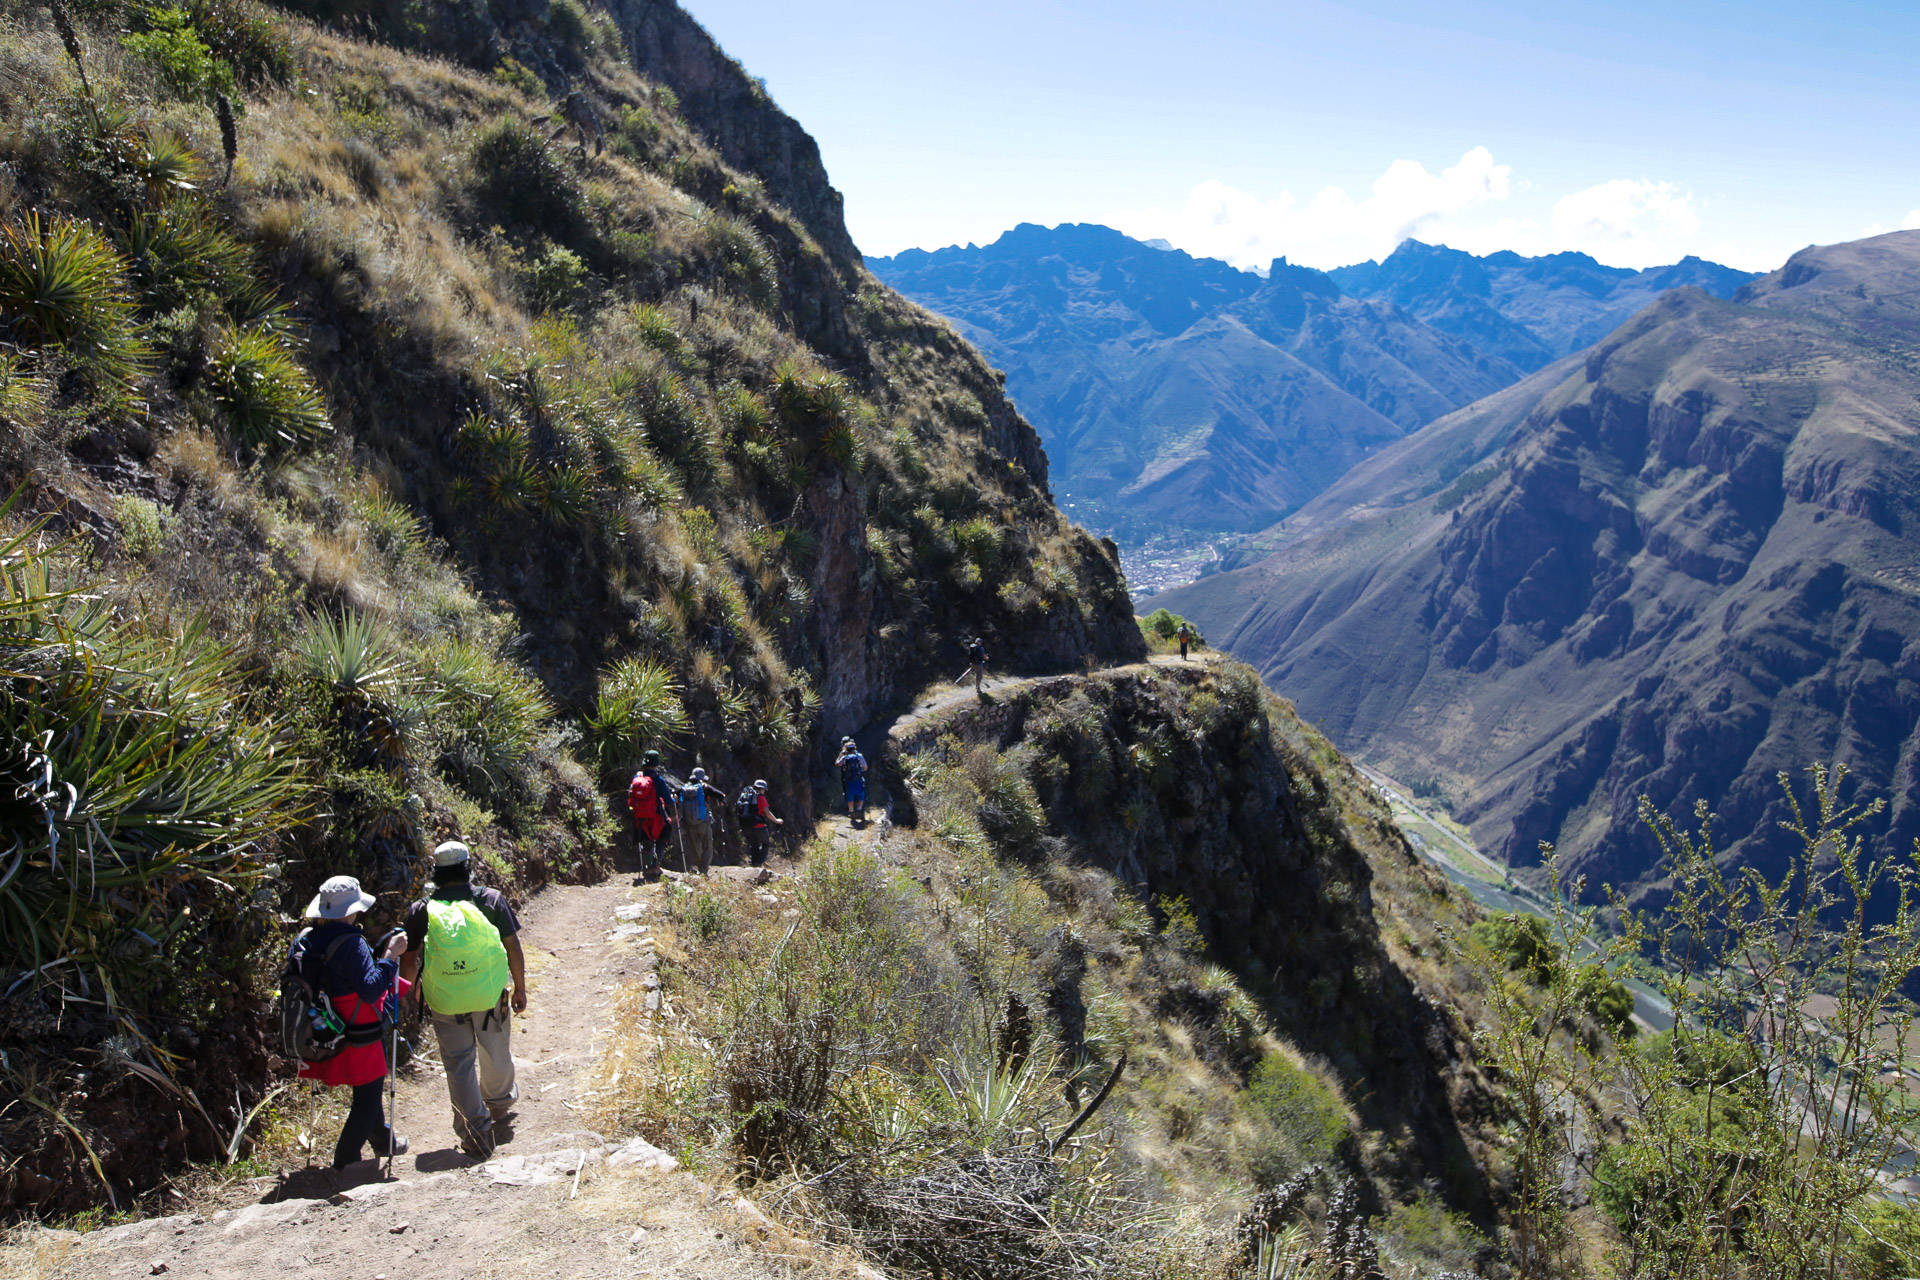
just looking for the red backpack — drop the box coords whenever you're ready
[628,771,661,819]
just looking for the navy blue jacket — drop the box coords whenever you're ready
[302,919,399,1001]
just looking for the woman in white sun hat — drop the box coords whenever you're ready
[290,875,411,1172]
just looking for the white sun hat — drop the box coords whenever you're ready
[305,875,377,920]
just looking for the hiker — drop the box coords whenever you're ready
[628,749,678,877]
[836,736,868,826]
[962,636,989,693]
[1175,621,1192,661]
[292,875,411,1172]
[401,841,527,1159]
[680,766,728,875]
[737,778,784,865]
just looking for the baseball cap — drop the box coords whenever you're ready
[305,875,376,920]
[753,779,767,791]
[433,840,471,867]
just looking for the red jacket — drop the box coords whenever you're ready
[296,978,411,1088]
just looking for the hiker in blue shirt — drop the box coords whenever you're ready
[836,736,869,828]
[680,767,728,874]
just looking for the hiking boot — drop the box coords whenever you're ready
[376,1135,410,1160]
[454,1112,496,1159]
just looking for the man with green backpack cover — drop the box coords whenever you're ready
[400,840,528,1158]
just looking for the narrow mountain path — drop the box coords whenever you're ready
[17,865,866,1280]
[10,656,1222,1279]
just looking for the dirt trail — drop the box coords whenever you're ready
[6,656,1221,1279]
[9,862,865,1280]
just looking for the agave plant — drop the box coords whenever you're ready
[0,211,145,383]
[114,202,252,312]
[427,639,552,795]
[0,508,305,1019]
[293,610,430,769]
[130,128,207,205]
[586,655,688,774]
[203,323,329,449]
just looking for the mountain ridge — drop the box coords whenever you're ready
[1158,231,1920,902]
[870,225,1754,549]
[869,224,1521,541]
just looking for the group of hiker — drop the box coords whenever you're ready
[283,740,873,1176]
[625,749,789,876]
[283,839,526,1171]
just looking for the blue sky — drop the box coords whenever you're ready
[684,0,1920,273]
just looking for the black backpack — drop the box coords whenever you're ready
[736,786,759,825]
[277,929,387,1064]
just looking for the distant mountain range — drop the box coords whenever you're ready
[1157,231,1920,902]
[869,226,1756,544]
[1329,240,1758,374]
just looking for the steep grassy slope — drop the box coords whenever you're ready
[870,224,1520,541]
[607,661,1500,1277]
[1162,233,1920,904]
[0,0,1138,1213]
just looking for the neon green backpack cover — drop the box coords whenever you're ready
[422,899,509,1015]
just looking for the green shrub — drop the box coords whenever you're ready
[525,243,587,309]
[0,515,306,1030]
[1471,912,1554,981]
[116,203,254,314]
[696,211,776,305]
[1243,1052,1349,1184]
[1852,1200,1920,1280]
[122,5,237,103]
[465,119,585,242]
[544,0,594,52]
[427,638,554,797]
[202,324,330,449]
[683,890,734,942]
[491,56,543,97]
[952,517,1001,573]
[181,0,293,86]
[116,494,168,558]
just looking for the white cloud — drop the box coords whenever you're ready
[1550,179,1699,261]
[1902,208,1920,231]
[1115,147,1514,272]
[1115,151,1713,271]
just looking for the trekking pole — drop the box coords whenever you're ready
[373,927,403,1181]
[386,972,399,1180]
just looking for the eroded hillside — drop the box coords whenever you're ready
[1164,232,1920,904]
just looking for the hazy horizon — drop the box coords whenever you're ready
[685,0,1920,275]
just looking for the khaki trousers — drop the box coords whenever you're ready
[431,992,517,1147]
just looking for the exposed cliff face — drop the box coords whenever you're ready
[888,662,1495,1207]
[610,0,856,267]
[1162,232,1920,904]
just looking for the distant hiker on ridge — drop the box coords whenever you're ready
[629,749,678,878]
[836,736,869,827]
[962,636,989,694]
[680,766,728,875]
[288,876,411,1174]
[1175,621,1192,661]
[402,841,527,1159]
